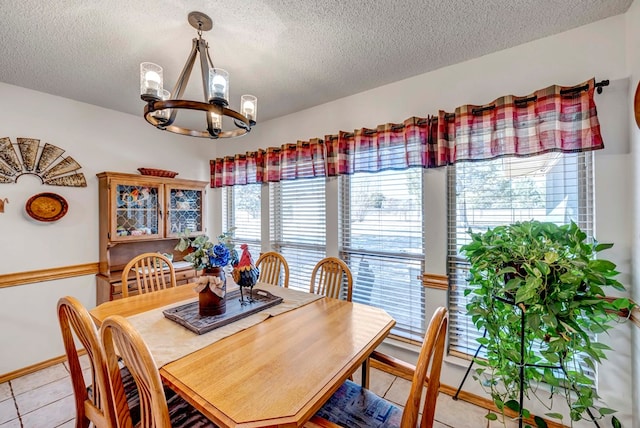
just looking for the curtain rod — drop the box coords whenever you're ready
[566,79,609,95]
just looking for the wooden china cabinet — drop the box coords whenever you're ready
[96,171,208,304]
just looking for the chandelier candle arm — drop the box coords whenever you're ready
[139,11,257,139]
[164,37,201,129]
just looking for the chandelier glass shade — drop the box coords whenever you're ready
[139,11,257,139]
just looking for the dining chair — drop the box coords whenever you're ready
[57,296,118,428]
[308,307,449,428]
[121,252,176,298]
[256,251,290,287]
[101,314,216,428]
[310,257,353,301]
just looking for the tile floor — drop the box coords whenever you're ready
[0,356,514,427]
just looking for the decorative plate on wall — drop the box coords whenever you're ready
[634,81,640,130]
[25,192,68,222]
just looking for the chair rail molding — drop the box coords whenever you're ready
[420,272,448,290]
[0,263,99,288]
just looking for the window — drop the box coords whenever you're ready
[223,183,261,256]
[447,152,595,358]
[270,178,326,291]
[340,169,425,342]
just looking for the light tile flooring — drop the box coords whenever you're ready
[0,356,513,427]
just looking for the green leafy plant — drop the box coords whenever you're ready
[461,220,634,427]
[217,227,239,266]
[175,230,231,270]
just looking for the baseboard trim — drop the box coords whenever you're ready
[1,353,63,383]
[0,263,99,289]
[371,359,568,428]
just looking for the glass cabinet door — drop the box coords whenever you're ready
[166,186,205,237]
[111,182,163,241]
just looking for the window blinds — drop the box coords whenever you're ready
[340,169,425,342]
[447,152,595,370]
[223,184,261,256]
[269,177,326,291]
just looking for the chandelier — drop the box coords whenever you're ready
[139,11,257,139]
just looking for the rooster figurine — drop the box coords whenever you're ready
[232,244,259,305]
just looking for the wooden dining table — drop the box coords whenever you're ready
[90,284,395,428]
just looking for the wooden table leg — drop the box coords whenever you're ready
[361,358,370,388]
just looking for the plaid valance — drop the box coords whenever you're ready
[210,78,604,188]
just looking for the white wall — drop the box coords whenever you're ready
[0,83,217,373]
[626,1,640,428]
[216,13,636,427]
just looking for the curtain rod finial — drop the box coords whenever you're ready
[595,79,609,94]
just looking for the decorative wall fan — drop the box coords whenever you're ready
[0,137,86,187]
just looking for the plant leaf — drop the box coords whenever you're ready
[612,416,622,428]
[594,242,613,252]
[485,413,498,421]
[545,413,564,420]
[534,416,548,428]
[505,400,520,412]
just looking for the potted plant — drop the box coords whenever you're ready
[461,220,634,428]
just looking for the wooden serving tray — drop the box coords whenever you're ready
[163,288,283,335]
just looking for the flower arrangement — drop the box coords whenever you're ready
[218,227,239,267]
[175,231,231,271]
[208,243,230,268]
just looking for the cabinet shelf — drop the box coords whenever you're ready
[97,171,208,304]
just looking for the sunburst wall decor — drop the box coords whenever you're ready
[0,137,86,187]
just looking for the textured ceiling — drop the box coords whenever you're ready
[0,0,633,125]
